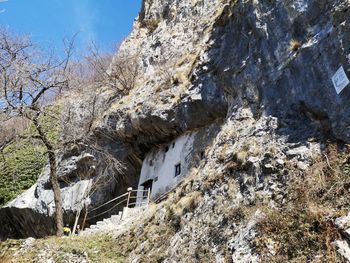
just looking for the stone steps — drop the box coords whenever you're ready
[80,206,147,236]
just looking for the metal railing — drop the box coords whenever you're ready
[86,188,150,221]
[127,189,151,207]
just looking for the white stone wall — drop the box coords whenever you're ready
[136,132,196,204]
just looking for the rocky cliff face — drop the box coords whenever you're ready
[2,0,350,261]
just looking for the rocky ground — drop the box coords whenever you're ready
[2,0,350,262]
[2,112,350,262]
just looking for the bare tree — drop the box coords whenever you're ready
[84,42,116,88]
[84,42,140,93]
[109,50,140,93]
[59,41,140,143]
[0,28,74,236]
[0,116,29,154]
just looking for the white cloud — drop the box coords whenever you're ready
[0,0,7,14]
[72,0,98,44]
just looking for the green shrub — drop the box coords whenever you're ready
[0,106,61,207]
[0,140,47,206]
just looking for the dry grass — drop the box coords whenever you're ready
[267,145,279,156]
[235,150,248,165]
[113,203,179,261]
[142,18,160,33]
[175,53,198,68]
[256,203,340,263]
[289,39,302,51]
[193,244,217,263]
[171,71,189,86]
[0,239,22,262]
[249,140,262,157]
[217,143,229,162]
[225,205,248,222]
[255,143,350,262]
[0,257,11,263]
[172,191,202,216]
[202,167,225,192]
[218,140,261,170]
[1,235,125,263]
[112,170,204,259]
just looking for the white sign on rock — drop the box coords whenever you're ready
[332,66,350,94]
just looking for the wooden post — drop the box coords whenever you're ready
[80,180,92,231]
[72,209,81,235]
[122,188,132,220]
[147,188,151,206]
[81,204,88,231]
[126,187,132,208]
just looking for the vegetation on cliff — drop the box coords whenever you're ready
[0,106,61,207]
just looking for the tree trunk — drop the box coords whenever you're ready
[32,116,64,236]
[72,208,81,235]
[48,150,64,236]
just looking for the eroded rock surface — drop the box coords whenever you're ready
[1,2,350,261]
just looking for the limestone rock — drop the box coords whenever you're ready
[229,210,264,263]
[2,1,350,259]
[333,212,350,261]
[0,152,98,239]
[333,240,350,263]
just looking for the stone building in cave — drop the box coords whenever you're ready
[136,124,219,204]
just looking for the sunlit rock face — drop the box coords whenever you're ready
[0,152,96,239]
[205,0,350,142]
[102,0,350,154]
[2,0,350,251]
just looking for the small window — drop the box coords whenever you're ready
[154,176,158,182]
[149,160,154,166]
[172,142,175,148]
[200,151,205,160]
[175,163,181,177]
[165,146,169,152]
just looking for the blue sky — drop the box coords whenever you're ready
[0,0,142,53]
